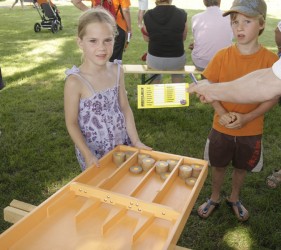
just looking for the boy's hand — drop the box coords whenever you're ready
[219,113,234,126]
[224,112,246,129]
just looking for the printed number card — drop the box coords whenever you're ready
[137,83,189,109]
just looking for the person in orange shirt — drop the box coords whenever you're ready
[71,0,132,63]
[188,21,281,190]
[197,0,278,221]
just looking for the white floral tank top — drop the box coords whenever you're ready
[65,63,131,171]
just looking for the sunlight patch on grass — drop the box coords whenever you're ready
[223,226,253,250]
[43,178,71,196]
[26,38,69,60]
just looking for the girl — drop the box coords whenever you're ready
[64,8,151,171]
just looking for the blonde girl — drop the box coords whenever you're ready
[64,8,151,171]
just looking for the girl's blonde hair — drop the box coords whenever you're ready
[77,7,118,39]
[230,13,265,35]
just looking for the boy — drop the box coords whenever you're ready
[198,0,278,221]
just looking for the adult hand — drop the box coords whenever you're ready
[187,80,214,103]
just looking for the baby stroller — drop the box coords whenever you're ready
[33,0,62,33]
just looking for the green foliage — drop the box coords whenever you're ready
[0,4,280,250]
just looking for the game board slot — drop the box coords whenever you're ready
[129,167,163,202]
[153,158,208,213]
[132,218,173,250]
[101,205,127,235]
[75,198,101,224]
[132,212,154,242]
[98,154,145,195]
[47,190,77,216]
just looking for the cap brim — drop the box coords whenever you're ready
[222,7,261,17]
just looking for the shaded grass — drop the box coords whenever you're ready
[0,4,281,250]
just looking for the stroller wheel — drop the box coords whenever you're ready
[34,23,41,33]
[51,21,58,33]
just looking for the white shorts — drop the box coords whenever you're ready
[138,0,148,10]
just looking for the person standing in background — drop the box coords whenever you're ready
[72,0,132,63]
[189,0,233,72]
[138,0,148,28]
[275,21,281,58]
[0,67,4,90]
[11,0,24,9]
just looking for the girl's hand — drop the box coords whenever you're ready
[85,154,100,169]
[134,140,152,151]
[225,112,246,129]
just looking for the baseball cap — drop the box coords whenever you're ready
[223,0,267,19]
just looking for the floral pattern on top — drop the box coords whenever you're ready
[65,64,131,171]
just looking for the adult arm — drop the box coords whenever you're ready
[188,68,281,103]
[275,23,281,55]
[182,19,188,41]
[71,0,89,11]
[121,7,132,35]
[141,25,149,42]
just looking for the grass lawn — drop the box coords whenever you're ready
[0,2,281,250]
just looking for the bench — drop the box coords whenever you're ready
[123,64,202,84]
[3,199,36,224]
[3,199,191,250]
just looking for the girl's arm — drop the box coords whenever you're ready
[64,76,99,167]
[118,67,151,150]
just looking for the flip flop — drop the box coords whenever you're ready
[226,198,249,222]
[266,170,281,189]
[197,198,220,219]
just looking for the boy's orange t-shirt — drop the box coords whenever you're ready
[203,44,278,136]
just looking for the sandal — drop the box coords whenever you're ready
[226,198,249,222]
[197,198,220,219]
[266,170,281,189]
